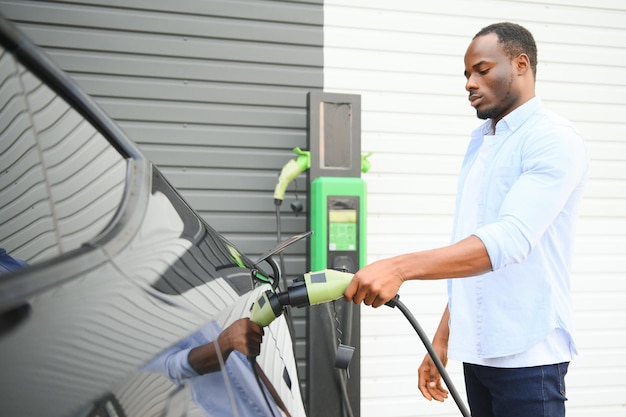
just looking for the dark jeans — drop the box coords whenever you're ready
[463,362,569,417]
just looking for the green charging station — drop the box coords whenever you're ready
[306,91,367,417]
[310,177,366,272]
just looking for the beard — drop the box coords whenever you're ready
[476,106,496,120]
[476,76,516,121]
[476,89,514,121]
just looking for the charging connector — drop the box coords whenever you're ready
[249,269,471,417]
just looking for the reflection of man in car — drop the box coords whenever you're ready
[144,317,287,416]
[186,317,263,374]
[0,248,28,274]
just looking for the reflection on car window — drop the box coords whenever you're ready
[0,46,126,265]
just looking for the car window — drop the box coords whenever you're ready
[0,46,126,266]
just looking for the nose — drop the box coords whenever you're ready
[465,73,478,92]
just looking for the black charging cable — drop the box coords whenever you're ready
[385,296,471,417]
[248,356,279,417]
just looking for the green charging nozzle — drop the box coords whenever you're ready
[273,147,311,205]
[249,269,353,327]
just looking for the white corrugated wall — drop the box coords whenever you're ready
[324,1,626,416]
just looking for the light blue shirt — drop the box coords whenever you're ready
[143,321,280,416]
[448,97,589,364]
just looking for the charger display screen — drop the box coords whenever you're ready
[328,209,357,251]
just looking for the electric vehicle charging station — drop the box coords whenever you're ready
[266,91,470,417]
[306,91,365,417]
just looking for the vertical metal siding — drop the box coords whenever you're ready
[324,1,626,416]
[0,0,322,402]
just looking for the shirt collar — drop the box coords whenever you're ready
[493,96,542,134]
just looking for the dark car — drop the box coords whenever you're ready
[0,14,305,417]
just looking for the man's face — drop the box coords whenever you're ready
[464,33,520,123]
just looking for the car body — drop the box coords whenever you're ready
[0,14,304,417]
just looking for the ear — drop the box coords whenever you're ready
[515,53,531,76]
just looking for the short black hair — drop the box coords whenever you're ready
[474,22,538,78]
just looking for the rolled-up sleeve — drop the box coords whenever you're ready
[142,339,200,385]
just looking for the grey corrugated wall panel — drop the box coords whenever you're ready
[0,0,322,402]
